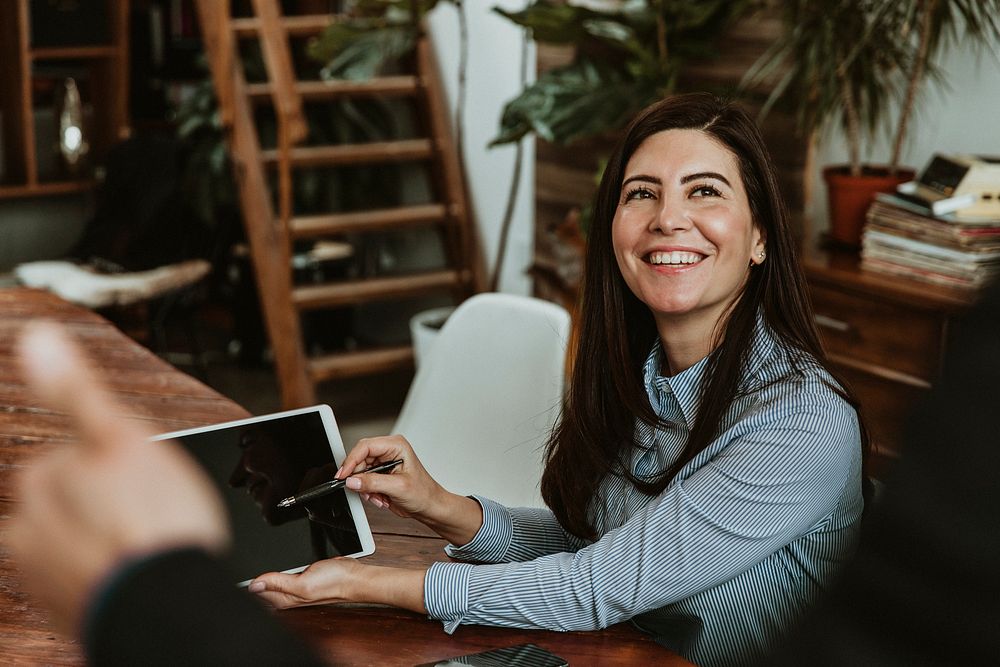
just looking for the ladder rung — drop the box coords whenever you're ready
[291,204,448,239]
[261,139,434,168]
[232,15,333,38]
[307,346,414,383]
[247,77,419,102]
[293,270,466,311]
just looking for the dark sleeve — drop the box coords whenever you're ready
[84,548,325,666]
[766,285,1000,665]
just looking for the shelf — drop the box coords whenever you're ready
[30,45,120,61]
[0,0,129,203]
[0,180,97,199]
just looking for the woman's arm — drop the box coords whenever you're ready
[444,497,583,564]
[423,393,862,632]
[250,500,584,611]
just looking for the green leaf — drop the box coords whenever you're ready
[309,23,417,81]
[176,115,205,139]
[491,60,657,146]
[581,18,635,46]
[494,3,605,43]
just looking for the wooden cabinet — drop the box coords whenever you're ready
[0,0,129,199]
[804,248,976,474]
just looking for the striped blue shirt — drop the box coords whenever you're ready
[423,319,864,666]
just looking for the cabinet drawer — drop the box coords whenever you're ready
[836,364,926,473]
[810,285,946,382]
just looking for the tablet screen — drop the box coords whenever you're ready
[154,405,375,583]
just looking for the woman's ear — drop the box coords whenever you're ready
[751,230,767,266]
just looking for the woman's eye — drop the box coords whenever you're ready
[624,186,655,202]
[691,184,722,198]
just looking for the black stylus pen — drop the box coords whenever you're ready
[276,459,404,509]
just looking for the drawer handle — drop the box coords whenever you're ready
[814,314,852,333]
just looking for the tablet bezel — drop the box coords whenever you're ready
[151,404,376,583]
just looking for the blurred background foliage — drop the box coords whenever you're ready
[490,0,751,147]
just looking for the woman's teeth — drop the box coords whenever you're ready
[648,251,702,265]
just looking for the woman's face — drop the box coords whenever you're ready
[229,428,297,524]
[612,129,764,335]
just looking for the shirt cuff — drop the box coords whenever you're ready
[444,495,514,563]
[424,561,475,633]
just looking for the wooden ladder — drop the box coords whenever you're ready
[194,1,482,408]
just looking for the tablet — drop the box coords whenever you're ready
[153,404,375,584]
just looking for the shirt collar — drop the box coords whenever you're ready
[641,342,706,428]
[641,312,776,427]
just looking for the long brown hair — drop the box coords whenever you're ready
[541,93,870,540]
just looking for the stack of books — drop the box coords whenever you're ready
[861,193,1000,289]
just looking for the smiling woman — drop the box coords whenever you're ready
[611,129,765,374]
[246,94,871,667]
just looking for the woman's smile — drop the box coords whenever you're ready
[645,248,708,268]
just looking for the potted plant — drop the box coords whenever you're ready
[745,0,1000,247]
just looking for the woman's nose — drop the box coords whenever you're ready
[649,199,692,234]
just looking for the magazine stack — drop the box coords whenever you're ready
[860,155,1000,290]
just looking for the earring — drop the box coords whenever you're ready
[758,249,766,262]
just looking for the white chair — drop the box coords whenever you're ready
[392,293,571,508]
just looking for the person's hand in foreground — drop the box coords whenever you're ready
[8,322,230,633]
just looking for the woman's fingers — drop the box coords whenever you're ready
[339,435,414,478]
[249,559,357,609]
[339,435,445,521]
[362,492,393,511]
[344,466,408,498]
[248,572,307,608]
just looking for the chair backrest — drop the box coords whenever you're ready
[392,293,571,508]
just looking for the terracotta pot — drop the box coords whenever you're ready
[823,165,916,247]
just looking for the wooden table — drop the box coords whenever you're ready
[0,289,689,666]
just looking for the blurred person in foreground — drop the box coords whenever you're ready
[7,322,323,666]
[764,278,1000,666]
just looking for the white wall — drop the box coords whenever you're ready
[427,1,535,295]
[809,36,1000,243]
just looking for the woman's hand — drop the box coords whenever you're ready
[339,435,442,519]
[339,435,483,546]
[249,559,427,614]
